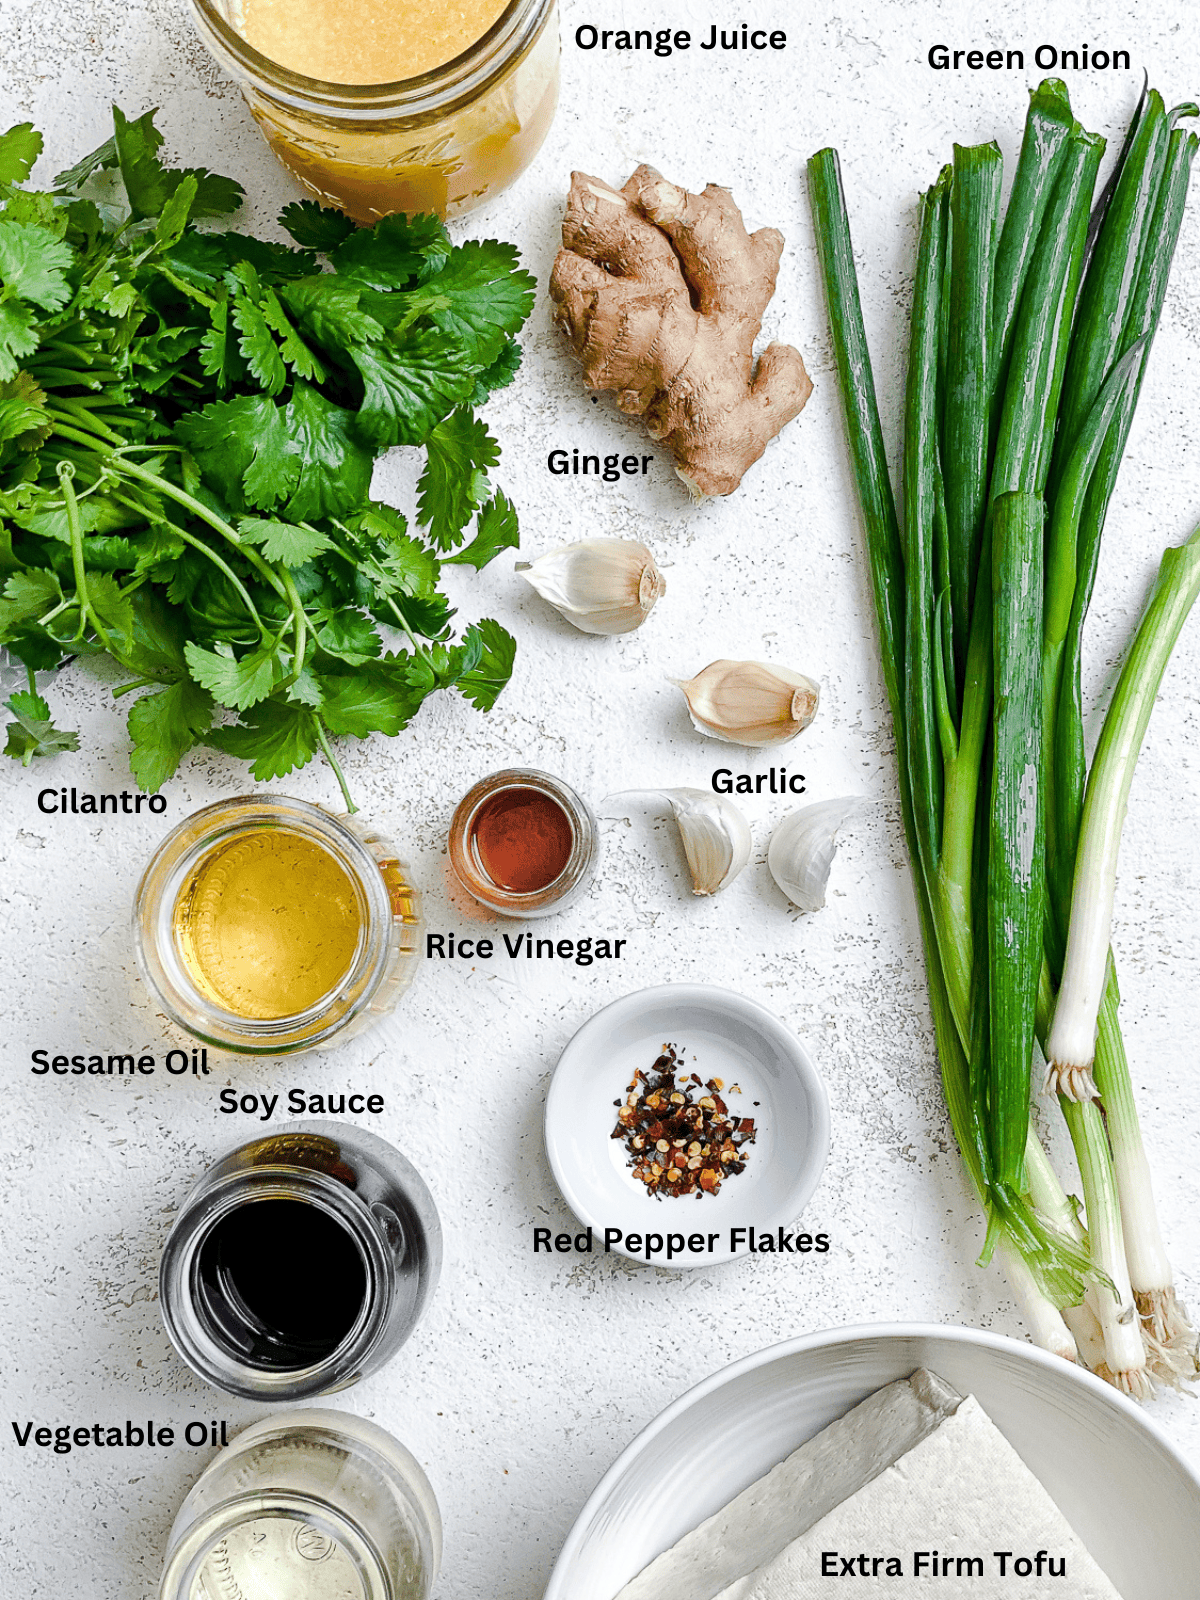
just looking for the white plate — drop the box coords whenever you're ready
[544,1323,1200,1600]
[544,984,829,1269]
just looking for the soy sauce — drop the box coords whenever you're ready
[196,1198,368,1369]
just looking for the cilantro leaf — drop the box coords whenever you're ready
[0,568,62,632]
[278,200,355,251]
[206,700,319,780]
[111,107,243,222]
[54,133,119,190]
[426,240,536,367]
[111,105,171,220]
[198,298,246,389]
[316,613,382,665]
[330,211,451,289]
[259,288,325,383]
[470,337,522,406]
[319,665,424,737]
[416,406,498,550]
[127,678,213,792]
[280,276,384,352]
[4,690,79,763]
[154,173,198,251]
[87,572,135,653]
[445,489,519,570]
[281,381,373,521]
[357,517,439,597]
[176,394,299,511]
[239,516,331,566]
[0,300,39,381]
[0,220,74,309]
[350,326,476,448]
[231,291,287,396]
[456,618,516,711]
[184,639,284,710]
[386,591,455,639]
[0,123,43,185]
[181,169,245,220]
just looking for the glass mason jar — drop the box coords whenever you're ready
[160,1123,442,1402]
[448,767,599,918]
[134,795,420,1056]
[159,1409,441,1600]
[188,0,560,221]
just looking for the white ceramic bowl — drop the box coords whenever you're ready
[545,1323,1200,1600]
[544,985,829,1269]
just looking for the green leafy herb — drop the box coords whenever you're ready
[0,109,534,807]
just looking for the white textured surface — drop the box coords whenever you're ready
[2,2,1200,1596]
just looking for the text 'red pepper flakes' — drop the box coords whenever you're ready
[611,1044,756,1197]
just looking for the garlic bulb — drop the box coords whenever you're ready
[672,659,819,746]
[518,537,665,635]
[605,788,751,895]
[768,797,863,912]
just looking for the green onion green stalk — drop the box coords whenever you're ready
[809,79,1200,1395]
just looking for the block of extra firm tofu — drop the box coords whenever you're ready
[739,1395,1124,1599]
[614,1370,961,1600]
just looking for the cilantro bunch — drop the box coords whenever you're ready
[0,108,535,808]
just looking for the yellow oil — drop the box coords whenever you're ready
[174,831,363,1020]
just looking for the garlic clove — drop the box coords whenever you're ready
[768,797,864,912]
[604,788,751,895]
[518,537,666,635]
[672,659,819,746]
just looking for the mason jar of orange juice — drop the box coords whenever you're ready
[189,0,559,221]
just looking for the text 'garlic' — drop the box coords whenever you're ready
[518,537,665,635]
[605,788,751,895]
[769,797,864,912]
[673,659,819,746]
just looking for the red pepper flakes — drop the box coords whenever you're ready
[611,1044,756,1198]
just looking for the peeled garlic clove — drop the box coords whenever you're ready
[672,659,819,746]
[605,788,751,895]
[518,537,665,635]
[768,797,864,912]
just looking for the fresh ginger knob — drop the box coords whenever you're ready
[549,165,813,498]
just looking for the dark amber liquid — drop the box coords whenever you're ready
[470,785,574,894]
[196,1198,368,1369]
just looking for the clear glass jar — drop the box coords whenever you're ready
[188,0,559,221]
[134,795,420,1056]
[159,1409,441,1600]
[448,766,598,919]
[160,1123,442,1402]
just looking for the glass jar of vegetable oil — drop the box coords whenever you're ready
[187,0,559,222]
[159,1409,441,1600]
[159,1123,442,1401]
[134,795,420,1055]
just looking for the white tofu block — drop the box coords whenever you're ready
[739,1396,1124,1598]
[615,1370,960,1600]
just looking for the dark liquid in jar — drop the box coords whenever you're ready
[196,1198,367,1369]
[470,786,574,894]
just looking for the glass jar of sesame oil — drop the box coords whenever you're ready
[134,796,420,1054]
[188,0,559,221]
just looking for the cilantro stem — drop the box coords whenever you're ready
[52,397,125,445]
[58,462,115,654]
[314,717,358,815]
[279,566,308,685]
[111,677,161,698]
[114,457,290,602]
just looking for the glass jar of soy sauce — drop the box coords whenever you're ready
[159,1409,440,1600]
[160,1124,441,1401]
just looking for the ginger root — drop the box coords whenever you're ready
[549,166,813,498]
